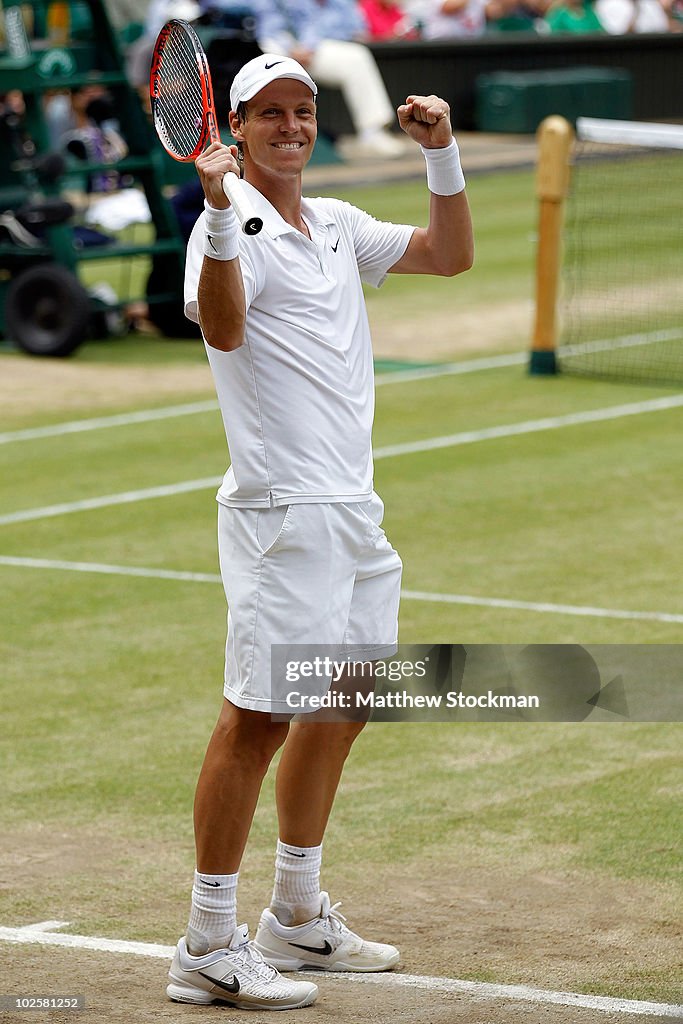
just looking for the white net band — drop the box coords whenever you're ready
[577,117,683,151]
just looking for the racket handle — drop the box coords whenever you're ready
[222,173,263,236]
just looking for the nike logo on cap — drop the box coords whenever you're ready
[288,939,333,956]
[198,970,240,994]
[265,60,285,69]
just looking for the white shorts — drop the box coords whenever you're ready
[217,493,402,714]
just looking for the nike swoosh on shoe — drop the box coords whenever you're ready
[288,940,333,956]
[197,971,240,994]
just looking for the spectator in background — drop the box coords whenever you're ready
[544,0,604,31]
[485,0,551,31]
[250,0,405,157]
[594,0,673,30]
[44,84,128,192]
[196,0,258,23]
[422,0,488,37]
[143,0,201,36]
[103,0,153,30]
[0,90,30,174]
[359,0,420,37]
[127,0,201,92]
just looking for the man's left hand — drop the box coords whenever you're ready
[397,95,453,149]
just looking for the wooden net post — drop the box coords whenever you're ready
[530,116,574,375]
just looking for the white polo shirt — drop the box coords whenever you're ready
[185,180,414,507]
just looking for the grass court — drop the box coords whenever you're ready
[1,166,680,1022]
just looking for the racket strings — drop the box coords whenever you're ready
[153,23,206,159]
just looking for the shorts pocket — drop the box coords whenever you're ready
[359,492,385,529]
[255,505,292,556]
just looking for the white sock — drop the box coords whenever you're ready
[186,870,239,954]
[271,840,323,925]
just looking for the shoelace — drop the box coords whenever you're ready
[235,941,278,981]
[322,900,349,936]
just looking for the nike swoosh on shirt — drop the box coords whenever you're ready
[264,60,285,69]
[288,940,333,956]
[331,237,340,252]
[198,971,240,994]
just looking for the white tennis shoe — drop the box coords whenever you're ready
[167,923,319,1009]
[253,892,400,972]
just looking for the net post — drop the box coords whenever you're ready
[530,116,574,376]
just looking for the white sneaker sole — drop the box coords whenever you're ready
[167,982,216,1005]
[167,980,318,1010]
[254,947,400,973]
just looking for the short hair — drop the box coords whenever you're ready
[233,102,247,176]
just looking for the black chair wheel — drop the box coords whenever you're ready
[5,263,91,357]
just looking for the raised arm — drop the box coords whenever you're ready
[194,142,247,352]
[390,95,474,278]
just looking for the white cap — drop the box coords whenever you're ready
[229,54,317,112]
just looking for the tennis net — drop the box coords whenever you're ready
[559,117,683,386]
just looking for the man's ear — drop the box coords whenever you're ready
[229,111,244,140]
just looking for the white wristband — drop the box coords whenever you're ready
[203,201,239,261]
[421,139,465,196]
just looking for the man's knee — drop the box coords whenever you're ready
[215,700,289,770]
[290,717,366,753]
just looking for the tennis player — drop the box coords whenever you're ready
[167,54,473,1009]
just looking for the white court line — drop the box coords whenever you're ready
[1,557,681,625]
[1,393,682,528]
[0,400,220,446]
[373,393,683,459]
[561,327,683,360]
[400,588,683,626]
[374,351,526,385]
[1,328,678,448]
[0,478,221,526]
[0,355,524,447]
[0,555,222,583]
[0,921,680,1018]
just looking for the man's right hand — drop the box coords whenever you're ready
[195,142,241,210]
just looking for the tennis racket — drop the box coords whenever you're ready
[150,19,263,236]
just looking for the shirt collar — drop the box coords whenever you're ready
[240,180,336,240]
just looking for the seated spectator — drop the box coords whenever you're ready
[195,0,256,26]
[44,85,128,192]
[544,0,604,31]
[422,0,488,38]
[143,0,201,37]
[359,0,420,38]
[102,0,151,31]
[250,0,405,157]
[485,0,550,31]
[127,0,201,94]
[594,0,671,30]
[0,90,30,185]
